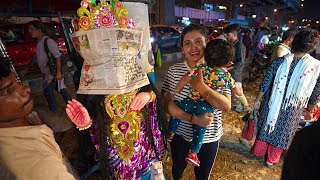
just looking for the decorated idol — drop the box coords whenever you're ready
[66,0,165,179]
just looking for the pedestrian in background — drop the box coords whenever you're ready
[27,20,72,112]
[270,29,298,62]
[224,24,251,112]
[251,29,320,167]
[242,29,253,58]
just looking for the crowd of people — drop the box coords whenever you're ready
[162,23,320,179]
[0,12,320,180]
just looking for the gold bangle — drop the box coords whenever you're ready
[204,91,211,101]
[148,91,156,103]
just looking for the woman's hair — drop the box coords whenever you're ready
[180,24,205,46]
[291,29,318,53]
[204,39,235,67]
[78,94,111,179]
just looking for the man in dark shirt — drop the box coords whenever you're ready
[281,118,320,180]
[224,24,251,112]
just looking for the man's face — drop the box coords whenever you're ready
[27,25,42,39]
[182,30,206,63]
[0,73,33,122]
[225,31,238,42]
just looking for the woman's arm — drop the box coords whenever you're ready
[255,91,264,102]
[253,91,264,110]
[304,77,320,121]
[303,104,318,122]
[163,92,214,127]
[232,83,242,96]
[308,76,320,107]
[253,58,282,109]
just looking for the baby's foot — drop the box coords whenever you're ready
[185,151,200,166]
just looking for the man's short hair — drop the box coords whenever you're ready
[0,58,11,80]
[27,20,46,34]
[282,29,298,41]
[224,24,240,34]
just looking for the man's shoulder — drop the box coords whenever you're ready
[238,40,246,48]
[39,36,50,42]
[38,36,51,48]
[235,40,245,47]
[41,36,57,46]
[278,43,288,49]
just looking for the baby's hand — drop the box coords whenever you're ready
[253,100,261,110]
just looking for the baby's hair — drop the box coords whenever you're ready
[205,39,235,67]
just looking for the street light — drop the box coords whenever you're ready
[273,9,277,13]
[239,4,243,8]
[252,14,256,18]
[218,6,227,10]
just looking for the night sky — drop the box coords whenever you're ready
[302,0,319,20]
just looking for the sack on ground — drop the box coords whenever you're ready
[242,109,258,141]
[242,112,250,122]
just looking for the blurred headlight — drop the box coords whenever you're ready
[282,26,289,31]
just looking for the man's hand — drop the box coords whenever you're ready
[55,57,62,80]
[192,112,214,127]
[55,72,62,80]
[253,100,261,110]
[302,108,316,122]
